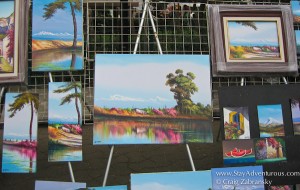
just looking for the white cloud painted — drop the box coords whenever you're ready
[132,182,183,190]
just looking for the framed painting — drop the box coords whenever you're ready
[208,5,298,76]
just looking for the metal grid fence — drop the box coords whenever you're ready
[1,0,298,124]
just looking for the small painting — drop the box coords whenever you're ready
[32,0,83,71]
[212,165,264,190]
[48,82,82,162]
[35,180,86,190]
[254,137,286,164]
[295,30,300,55]
[2,92,39,173]
[93,54,213,145]
[290,99,300,135]
[268,185,293,190]
[223,107,250,139]
[257,104,285,137]
[223,139,255,165]
[292,0,300,23]
[224,17,284,62]
[131,171,212,190]
[81,186,127,190]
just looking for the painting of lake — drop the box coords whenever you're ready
[32,0,83,71]
[2,92,38,173]
[290,99,300,135]
[93,54,213,145]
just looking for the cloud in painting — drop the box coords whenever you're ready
[132,182,183,190]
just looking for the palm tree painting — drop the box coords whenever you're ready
[48,82,82,162]
[32,0,83,71]
[2,92,38,173]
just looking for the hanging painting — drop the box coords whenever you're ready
[290,99,300,135]
[32,0,83,71]
[93,54,213,144]
[2,92,39,173]
[82,186,127,190]
[35,180,86,190]
[295,30,300,56]
[291,0,300,23]
[48,82,82,162]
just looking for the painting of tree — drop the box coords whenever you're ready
[6,25,14,64]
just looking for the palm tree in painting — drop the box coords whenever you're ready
[43,0,81,48]
[53,82,82,124]
[8,92,39,142]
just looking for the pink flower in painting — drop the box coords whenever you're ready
[165,108,177,117]
[152,108,164,115]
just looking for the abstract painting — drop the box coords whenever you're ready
[268,185,294,190]
[291,99,300,135]
[48,82,82,162]
[32,0,83,71]
[131,171,212,190]
[223,107,250,140]
[211,165,264,190]
[254,137,286,164]
[292,0,300,23]
[223,139,255,165]
[35,180,86,190]
[82,186,127,190]
[295,30,300,55]
[2,92,38,173]
[93,54,213,144]
[257,104,285,137]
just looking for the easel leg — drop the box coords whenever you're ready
[185,144,196,171]
[282,77,288,85]
[103,145,114,187]
[68,162,75,182]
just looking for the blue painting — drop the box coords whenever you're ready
[131,171,212,190]
[84,186,127,190]
[295,30,300,55]
[93,54,213,144]
[35,181,86,190]
[292,1,300,23]
[291,99,300,135]
[32,0,83,71]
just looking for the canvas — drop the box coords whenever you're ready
[254,137,286,164]
[35,180,86,190]
[131,171,212,190]
[268,185,293,190]
[32,0,83,71]
[48,82,82,162]
[295,30,300,56]
[82,186,127,190]
[223,107,250,140]
[211,165,265,190]
[291,0,300,23]
[93,54,213,145]
[2,92,38,173]
[223,139,255,165]
[257,104,285,137]
[291,99,300,135]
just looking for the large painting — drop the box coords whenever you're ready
[32,0,83,71]
[2,92,39,173]
[131,171,212,190]
[93,54,213,144]
[48,82,82,162]
[35,180,86,190]
[290,99,300,135]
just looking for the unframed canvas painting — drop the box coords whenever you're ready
[268,185,294,190]
[35,180,86,190]
[295,30,300,55]
[32,0,83,71]
[223,107,250,140]
[291,99,300,135]
[257,104,285,137]
[93,54,213,144]
[48,82,82,162]
[291,0,300,23]
[131,171,212,190]
[82,186,127,190]
[2,92,38,173]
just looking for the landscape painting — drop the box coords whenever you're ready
[93,54,213,144]
[223,17,284,62]
[131,171,212,190]
[212,165,264,190]
[223,139,255,165]
[254,137,286,164]
[223,107,250,140]
[48,82,82,162]
[292,0,300,23]
[35,180,86,190]
[268,185,294,190]
[32,0,83,71]
[257,104,285,137]
[295,30,300,55]
[2,92,38,173]
[290,99,300,135]
[82,186,127,190]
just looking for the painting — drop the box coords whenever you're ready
[35,180,86,190]
[295,30,300,56]
[32,0,83,71]
[212,165,265,190]
[223,139,255,165]
[80,186,127,190]
[254,137,286,164]
[290,99,300,135]
[93,54,213,145]
[2,92,38,173]
[268,185,293,190]
[291,0,300,23]
[223,107,250,139]
[131,171,212,190]
[257,104,285,137]
[48,82,82,162]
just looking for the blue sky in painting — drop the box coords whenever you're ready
[292,1,300,16]
[228,21,279,46]
[131,171,212,190]
[257,104,283,124]
[32,0,83,40]
[94,54,211,109]
[3,93,38,141]
[87,186,127,190]
[48,82,82,124]
[295,30,300,45]
[0,1,14,18]
[212,166,264,190]
[35,181,86,190]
